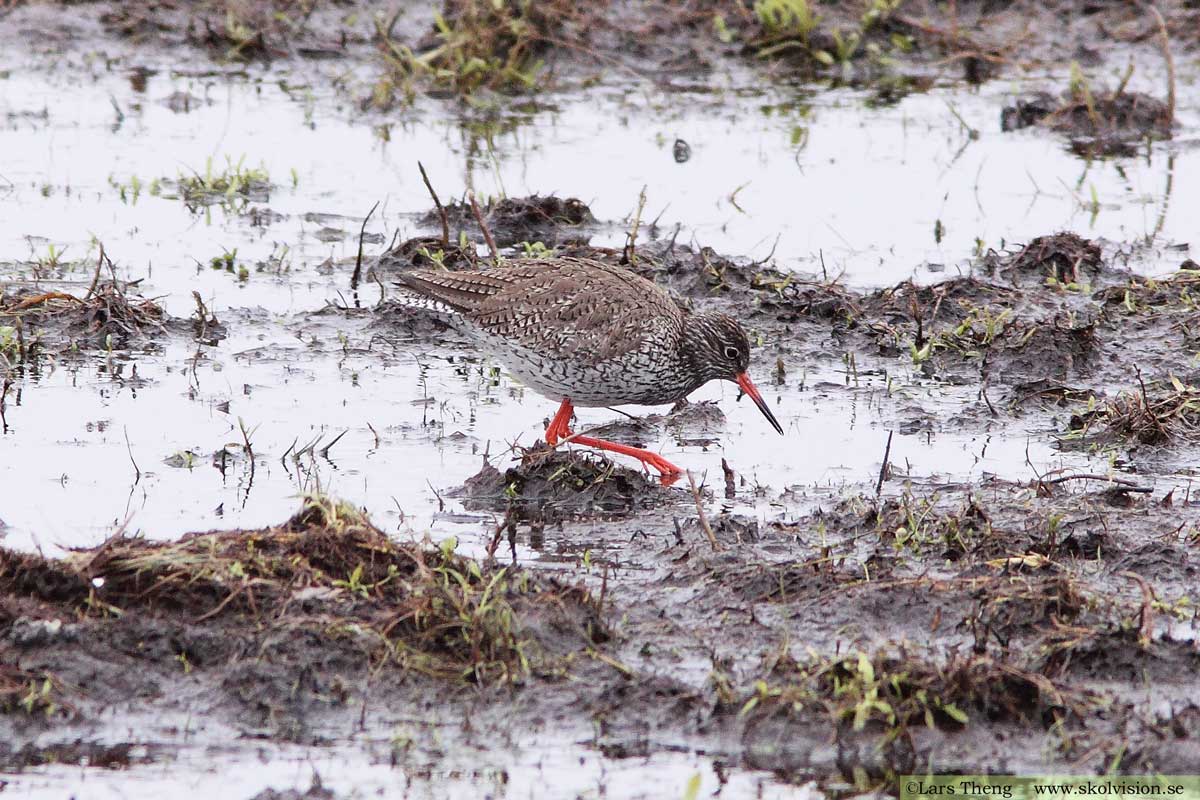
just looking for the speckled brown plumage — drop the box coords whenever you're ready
[397,257,681,363]
[395,256,783,477]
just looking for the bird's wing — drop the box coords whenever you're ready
[394,269,515,314]
[401,259,683,365]
[470,260,684,364]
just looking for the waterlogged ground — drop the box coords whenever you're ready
[2,1,1200,798]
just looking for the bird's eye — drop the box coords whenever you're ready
[723,346,739,360]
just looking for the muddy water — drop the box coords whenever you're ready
[2,24,1199,798]
[5,47,1189,557]
[9,716,809,799]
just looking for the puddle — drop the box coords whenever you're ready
[2,45,1182,553]
[3,7,1199,798]
[0,308,1099,556]
[8,735,818,800]
[3,58,1196,299]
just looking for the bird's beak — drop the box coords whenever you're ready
[736,373,783,435]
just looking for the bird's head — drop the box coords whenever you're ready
[682,313,783,435]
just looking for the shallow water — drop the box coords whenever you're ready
[3,11,1199,800]
[5,716,819,799]
[5,42,1188,556]
[4,52,1196,300]
[0,316,1094,556]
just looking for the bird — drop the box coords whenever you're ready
[395,256,783,479]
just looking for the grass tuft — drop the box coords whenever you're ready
[0,495,598,685]
[738,643,1096,790]
[377,0,589,99]
[747,0,904,73]
[0,279,165,360]
[175,155,271,209]
[0,666,65,718]
[1072,376,1200,445]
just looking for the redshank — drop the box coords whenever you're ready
[396,257,783,478]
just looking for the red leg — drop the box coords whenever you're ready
[570,434,683,480]
[545,398,574,445]
[544,398,682,483]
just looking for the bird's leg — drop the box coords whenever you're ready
[545,398,574,446]
[545,398,681,483]
[568,434,683,481]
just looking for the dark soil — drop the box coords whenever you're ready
[454,445,676,523]
[95,0,371,62]
[1002,88,1173,156]
[7,479,1198,788]
[995,232,1105,283]
[0,497,606,751]
[0,279,168,364]
[248,776,338,800]
[419,195,596,248]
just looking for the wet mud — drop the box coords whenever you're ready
[420,195,595,248]
[1002,89,1174,156]
[1,496,604,751]
[8,484,1195,787]
[6,217,1200,792]
[0,277,169,377]
[455,445,677,522]
[4,0,1200,797]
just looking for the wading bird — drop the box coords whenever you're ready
[396,257,783,480]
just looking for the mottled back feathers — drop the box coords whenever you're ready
[395,258,685,366]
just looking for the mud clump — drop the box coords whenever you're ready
[637,243,764,299]
[864,277,1017,331]
[739,646,1091,784]
[1070,378,1200,445]
[1000,92,1058,132]
[1000,232,1104,283]
[376,197,595,276]
[586,400,728,449]
[694,479,1200,785]
[735,0,1003,88]
[1002,314,1096,380]
[1095,264,1200,313]
[421,196,595,248]
[99,1,356,62]
[1007,379,1096,410]
[455,446,676,521]
[0,739,148,773]
[374,235,476,273]
[753,276,862,327]
[367,298,462,339]
[405,0,595,95]
[1001,89,1172,156]
[795,265,1108,385]
[0,280,166,362]
[0,664,65,717]
[249,776,339,800]
[0,496,603,744]
[965,575,1085,650]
